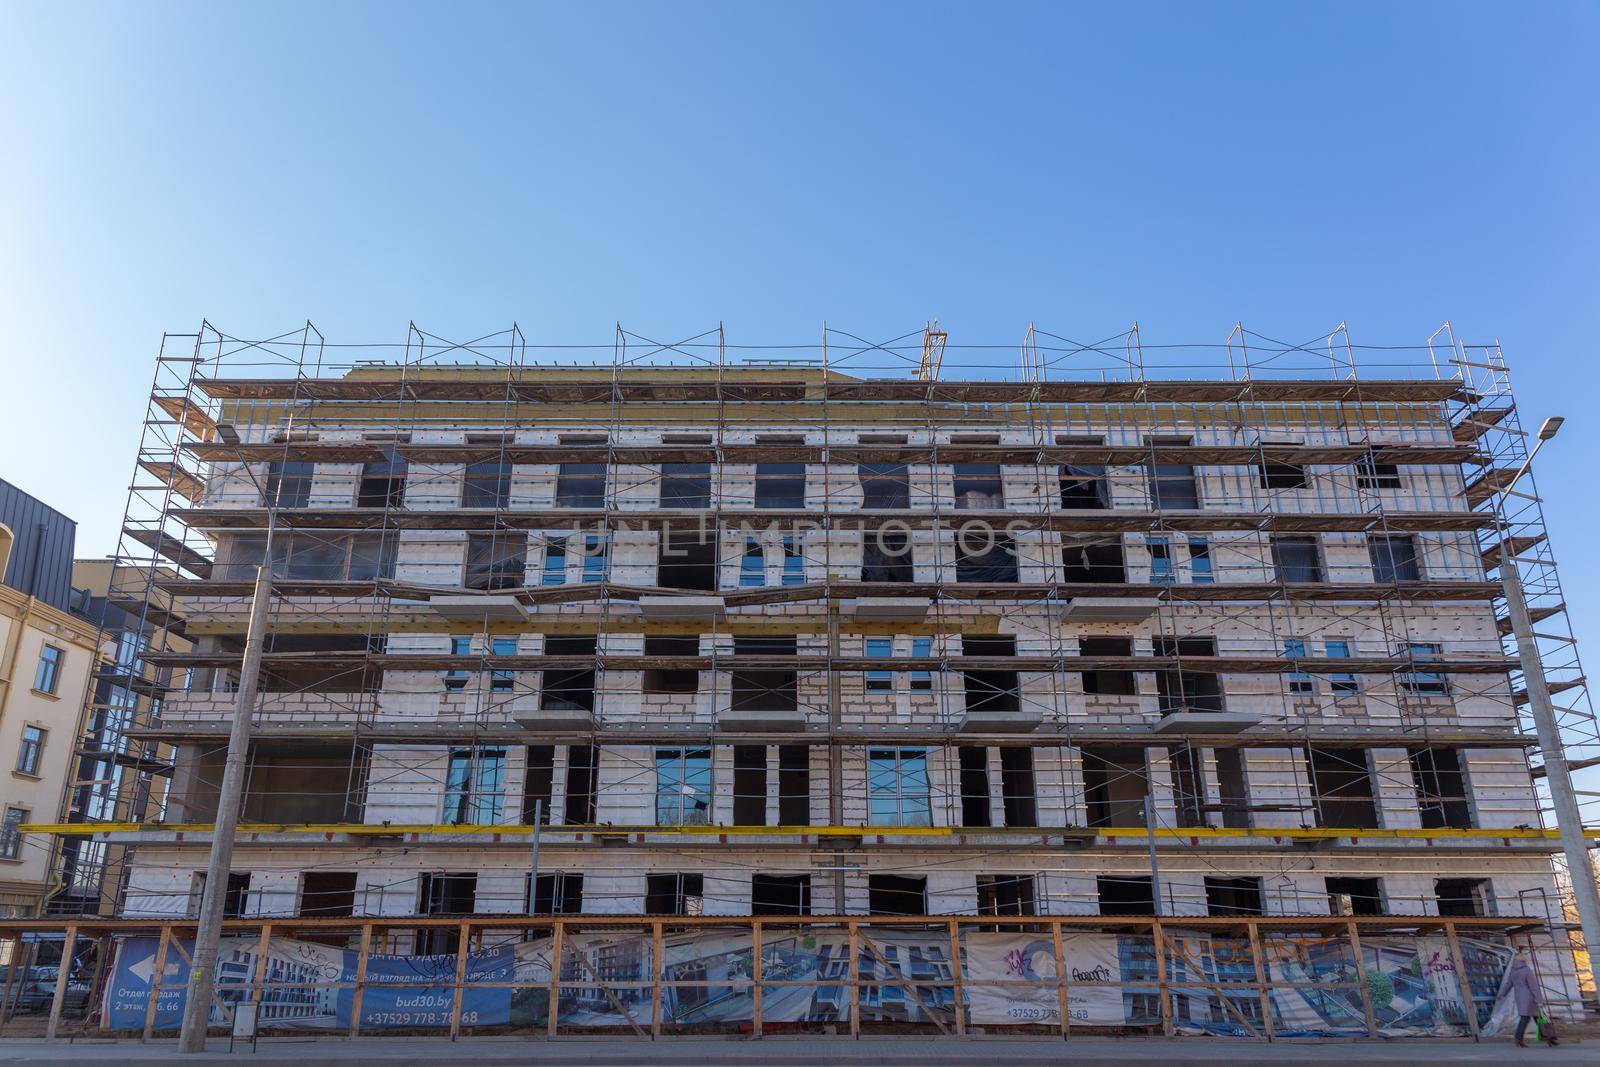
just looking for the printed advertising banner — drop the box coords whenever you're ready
[101,927,1518,1035]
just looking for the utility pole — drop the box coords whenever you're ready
[178,554,273,1053]
[1144,793,1164,917]
[1493,417,1600,1004]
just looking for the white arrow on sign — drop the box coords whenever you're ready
[128,953,182,984]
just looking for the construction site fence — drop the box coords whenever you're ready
[0,914,1579,1043]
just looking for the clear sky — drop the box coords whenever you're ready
[2,5,1597,687]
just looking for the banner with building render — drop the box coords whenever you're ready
[101,927,1515,1035]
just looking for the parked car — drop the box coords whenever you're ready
[0,966,90,1015]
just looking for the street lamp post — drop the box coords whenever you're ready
[1493,416,1600,1006]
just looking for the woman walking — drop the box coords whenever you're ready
[1508,951,1560,1048]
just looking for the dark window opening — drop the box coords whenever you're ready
[1062,537,1126,583]
[1205,876,1263,916]
[1260,463,1308,490]
[956,533,1018,583]
[1080,636,1136,696]
[1272,536,1324,583]
[962,635,1018,714]
[733,745,767,826]
[1356,455,1403,490]
[563,744,597,824]
[978,875,1037,916]
[556,462,606,508]
[859,463,910,509]
[255,634,385,693]
[357,447,408,508]
[1060,465,1110,509]
[732,635,797,713]
[523,745,554,824]
[959,747,992,827]
[530,873,584,915]
[1308,747,1378,828]
[778,745,810,825]
[861,528,913,582]
[541,637,596,713]
[1214,747,1251,828]
[462,460,510,509]
[222,872,251,919]
[1369,534,1421,582]
[264,460,314,508]
[417,872,477,953]
[1168,744,1206,828]
[660,463,711,508]
[236,742,367,823]
[1097,876,1154,916]
[868,874,927,916]
[1326,876,1383,916]
[644,635,700,693]
[1000,747,1037,826]
[466,533,525,590]
[1410,747,1472,829]
[755,463,806,509]
[953,464,1003,510]
[657,535,717,591]
[1436,878,1490,917]
[299,871,357,918]
[1082,747,1148,828]
[752,875,811,916]
[1153,636,1224,713]
[645,873,704,915]
[1147,463,1199,509]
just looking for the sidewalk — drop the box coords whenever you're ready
[0,1035,1586,1066]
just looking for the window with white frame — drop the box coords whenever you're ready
[868,748,932,826]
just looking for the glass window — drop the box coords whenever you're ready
[581,535,608,584]
[865,638,893,692]
[542,538,567,585]
[462,459,510,508]
[1187,538,1213,583]
[442,749,506,824]
[910,638,933,691]
[1060,464,1109,509]
[1369,534,1421,582]
[660,463,711,508]
[491,636,518,692]
[859,463,910,509]
[868,749,931,826]
[445,636,472,691]
[739,538,765,587]
[1147,537,1173,583]
[754,463,806,508]
[1324,640,1359,695]
[1147,463,1199,509]
[1272,536,1324,583]
[656,748,712,825]
[263,460,313,508]
[466,533,525,590]
[33,646,62,695]
[952,464,1003,510]
[781,536,805,585]
[15,726,44,776]
[1284,639,1314,694]
[0,807,26,860]
[556,462,606,508]
[1403,642,1449,696]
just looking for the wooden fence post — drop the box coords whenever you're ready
[546,920,564,1039]
[1151,918,1174,1037]
[948,919,967,1037]
[45,922,78,1040]
[1346,921,1378,1037]
[751,921,763,1040]
[1245,920,1275,1042]
[450,920,470,1039]
[347,923,371,1038]
[141,926,173,1041]
[1443,921,1480,1040]
[847,921,860,1039]
[651,921,664,1039]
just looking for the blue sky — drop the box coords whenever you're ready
[2,3,1597,652]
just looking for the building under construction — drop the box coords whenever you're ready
[24,320,1600,1035]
